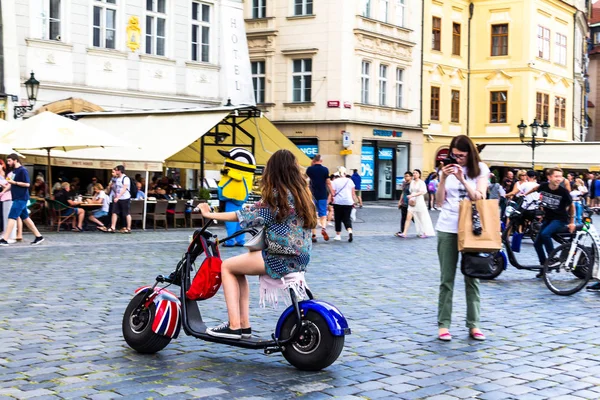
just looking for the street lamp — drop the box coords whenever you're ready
[13,71,40,119]
[518,118,550,170]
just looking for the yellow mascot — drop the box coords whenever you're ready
[217,148,256,246]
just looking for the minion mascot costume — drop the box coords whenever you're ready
[217,148,257,246]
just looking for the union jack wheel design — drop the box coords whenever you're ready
[122,291,174,354]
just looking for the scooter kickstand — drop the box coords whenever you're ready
[264,333,284,355]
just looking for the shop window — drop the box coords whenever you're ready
[291,138,318,159]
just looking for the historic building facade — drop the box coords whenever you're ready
[244,0,423,200]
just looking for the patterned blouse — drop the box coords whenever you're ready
[236,194,312,279]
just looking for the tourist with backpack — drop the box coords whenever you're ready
[427,173,439,210]
[107,165,132,234]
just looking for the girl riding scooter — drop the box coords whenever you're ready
[195,149,317,340]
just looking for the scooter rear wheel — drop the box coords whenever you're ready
[122,292,172,353]
[280,311,344,371]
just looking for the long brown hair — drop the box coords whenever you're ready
[261,149,317,229]
[449,135,481,179]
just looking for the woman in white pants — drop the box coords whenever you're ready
[398,169,436,238]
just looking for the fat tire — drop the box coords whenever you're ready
[122,292,172,353]
[543,243,592,296]
[487,252,506,280]
[280,311,345,371]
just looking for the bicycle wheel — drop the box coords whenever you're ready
[543,243,593,296]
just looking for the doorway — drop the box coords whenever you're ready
[377,147,394,199]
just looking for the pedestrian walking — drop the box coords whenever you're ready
[306,154,333,243]
[435,135,489,341]
[396,171,412,237]
[108,165,132,234]
[330,167,356,242]
[397,169,435,238]
[0,154,44,246]
[350,169,363,208]
[487,175,502,200]
[0,161,23,242]
[427,173,439,210]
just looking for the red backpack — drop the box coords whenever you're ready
[186,238,223,301]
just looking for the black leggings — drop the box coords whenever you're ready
[333,204,353,232]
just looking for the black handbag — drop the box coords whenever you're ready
[461,252,498,280]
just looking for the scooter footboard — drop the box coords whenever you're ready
[134,286,182,339]
[275,300,351,338]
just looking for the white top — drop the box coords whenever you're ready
[113,175,131,200]
[408,180,428,212]
[570,185,588,200]
[94,190,110,213]
[331,177,355,206]
[519,181,540,210]
[435,162,490,234]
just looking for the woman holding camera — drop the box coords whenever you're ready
[435,135,489,341]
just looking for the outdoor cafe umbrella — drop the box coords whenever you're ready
[0,120,24,157]
[0,111,130,186]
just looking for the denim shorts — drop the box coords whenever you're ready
[8,199,30,220]
[62,208,79,217]
[314,199,328,218]
[93,210,108,219]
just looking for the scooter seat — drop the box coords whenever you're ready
[551,224,585,243]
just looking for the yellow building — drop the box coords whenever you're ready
[422,0,580,173]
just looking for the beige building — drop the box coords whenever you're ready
[244,0,423,200]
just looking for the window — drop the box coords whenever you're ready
[294,0,313,16]
[430,86,440,120]
[595,31,600,45]
[537,26,550,60]
[93,0,117,49]
[555,33,567,66]
[379,0,389,23]
[362,0,371,18]
[146,0,167,56]
[36,0,61,41]
[252,0,266,19]
[451,90,460,123]
[251,61,266,104]
[396,68,403,108]
[535,92,549,122]
[490,91,507,123]
[452,23,461,56]
[292,59,312,102]
[432,17,441,51]
[379,65,387,106]
[555,96,566,128]
[361,61,370,104]
[191,2,210,62]
[395,0,404,27]
[491,24,508,56]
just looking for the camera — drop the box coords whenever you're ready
[441,155,457,166]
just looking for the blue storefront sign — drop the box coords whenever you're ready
[295,144,319,159]
[360,145,374,191]
[373,129,403,137]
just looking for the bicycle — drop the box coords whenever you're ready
[542,209,599,296]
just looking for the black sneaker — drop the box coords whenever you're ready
[0,239,8,247]
[31,236,45,246]
[587,282,600,292]
[241,327,252,339]
[348,233,353,243]
[206,322,242,339]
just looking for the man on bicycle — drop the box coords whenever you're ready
[525,168,576,276]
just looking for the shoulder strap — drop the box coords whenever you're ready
[334,179,350,197]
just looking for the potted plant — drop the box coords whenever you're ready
[197,187,211,202]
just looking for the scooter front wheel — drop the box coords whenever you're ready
[122,292,172,353]
[280,311,344,371]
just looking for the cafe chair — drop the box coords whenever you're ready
[170,200,187,228]
[46,199,76,232]
[147,200,168,231]
[189,200,205,227]
[130,200,144,229]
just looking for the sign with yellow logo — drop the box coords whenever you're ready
[126,16,142,52]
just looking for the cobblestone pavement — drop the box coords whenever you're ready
[2,202,600,399]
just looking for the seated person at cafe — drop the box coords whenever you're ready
[135,182,146,200]
[71,177,81,194]
[88,183,110,231]
[33,175,47,198]
[86,177,99,195]
[54,182,85,232]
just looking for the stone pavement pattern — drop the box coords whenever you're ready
[1,203,600,399]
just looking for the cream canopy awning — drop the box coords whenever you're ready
[479,142,600,171]
[20,106,310,171]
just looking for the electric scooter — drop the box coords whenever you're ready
[122,219,351,371]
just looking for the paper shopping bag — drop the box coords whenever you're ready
[458,199,502,252]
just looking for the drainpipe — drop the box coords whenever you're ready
[419,0,424,131]
[0,1,5,96]
[467,3,474,137]
[573,12,576,141]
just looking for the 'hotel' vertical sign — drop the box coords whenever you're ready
[220,0,256,106]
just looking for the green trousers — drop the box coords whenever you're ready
[437,231,481,329]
